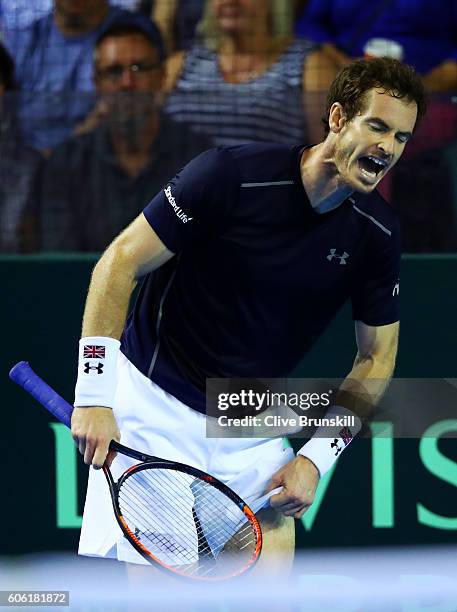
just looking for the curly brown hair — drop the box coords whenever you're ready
[322,57,427,134]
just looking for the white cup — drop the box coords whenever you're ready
[364,38,404,60]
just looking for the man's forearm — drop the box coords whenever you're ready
[334,353,395,423]
[422,60,457,92]
[81,243,137,339]
[295,352,394,478]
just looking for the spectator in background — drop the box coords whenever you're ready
[39,17,210,252]
[164,0,321,147]
[297,0,457,251]
[0,43,42,252]
[150,0,308,55]
[0,0,142,30]
[296,0,457,92]
[4,0,153,152]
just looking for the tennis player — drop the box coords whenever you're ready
[73,57,426,573]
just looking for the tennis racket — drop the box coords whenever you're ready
[9,361,262,580]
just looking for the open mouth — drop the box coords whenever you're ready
[358,155,388,180]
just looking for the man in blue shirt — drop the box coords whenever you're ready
[71,58,426,573]
[4,1,155,151]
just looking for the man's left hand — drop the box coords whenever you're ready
[265,456,320,519]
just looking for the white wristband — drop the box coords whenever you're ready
[297,405,362,477]
[74,336,120,408]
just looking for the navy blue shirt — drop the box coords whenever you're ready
[121,144,401,413]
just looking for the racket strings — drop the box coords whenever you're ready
[145,469,254,552]
[117,466,258,577]
[121,469,249,563]
[119,473,223,570]
[120,479,212,562]
[120,474,202,564]
[123,469,225,548]
[124,468,249,547]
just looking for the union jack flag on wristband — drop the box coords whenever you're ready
[83,345,106,359]
[339,426,354,446]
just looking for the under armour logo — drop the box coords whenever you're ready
[330,439,343,456]
[327,249,349,265]
[84,362,104,374]
[392,282,400,296]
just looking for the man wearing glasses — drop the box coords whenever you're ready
[39,17,210,251]
[4,2,157,152]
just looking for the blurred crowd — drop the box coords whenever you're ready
[0,0,456,253]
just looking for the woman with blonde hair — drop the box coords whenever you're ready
[163,0,321,146]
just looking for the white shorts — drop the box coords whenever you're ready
[78,353,294,565]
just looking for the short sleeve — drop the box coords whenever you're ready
[351,222,401,326]
[142,148,238,253]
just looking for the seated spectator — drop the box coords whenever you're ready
[4,0,153,152]
[0,43,42,253]
[164,0,320,147]
[39,17,210,252]
[151,0,307,55]
[297,0,457,92]
[0,0,143,30]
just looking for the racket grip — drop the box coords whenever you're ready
[9,361,73,428]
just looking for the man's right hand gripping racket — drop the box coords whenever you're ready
[9,362,262,580]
